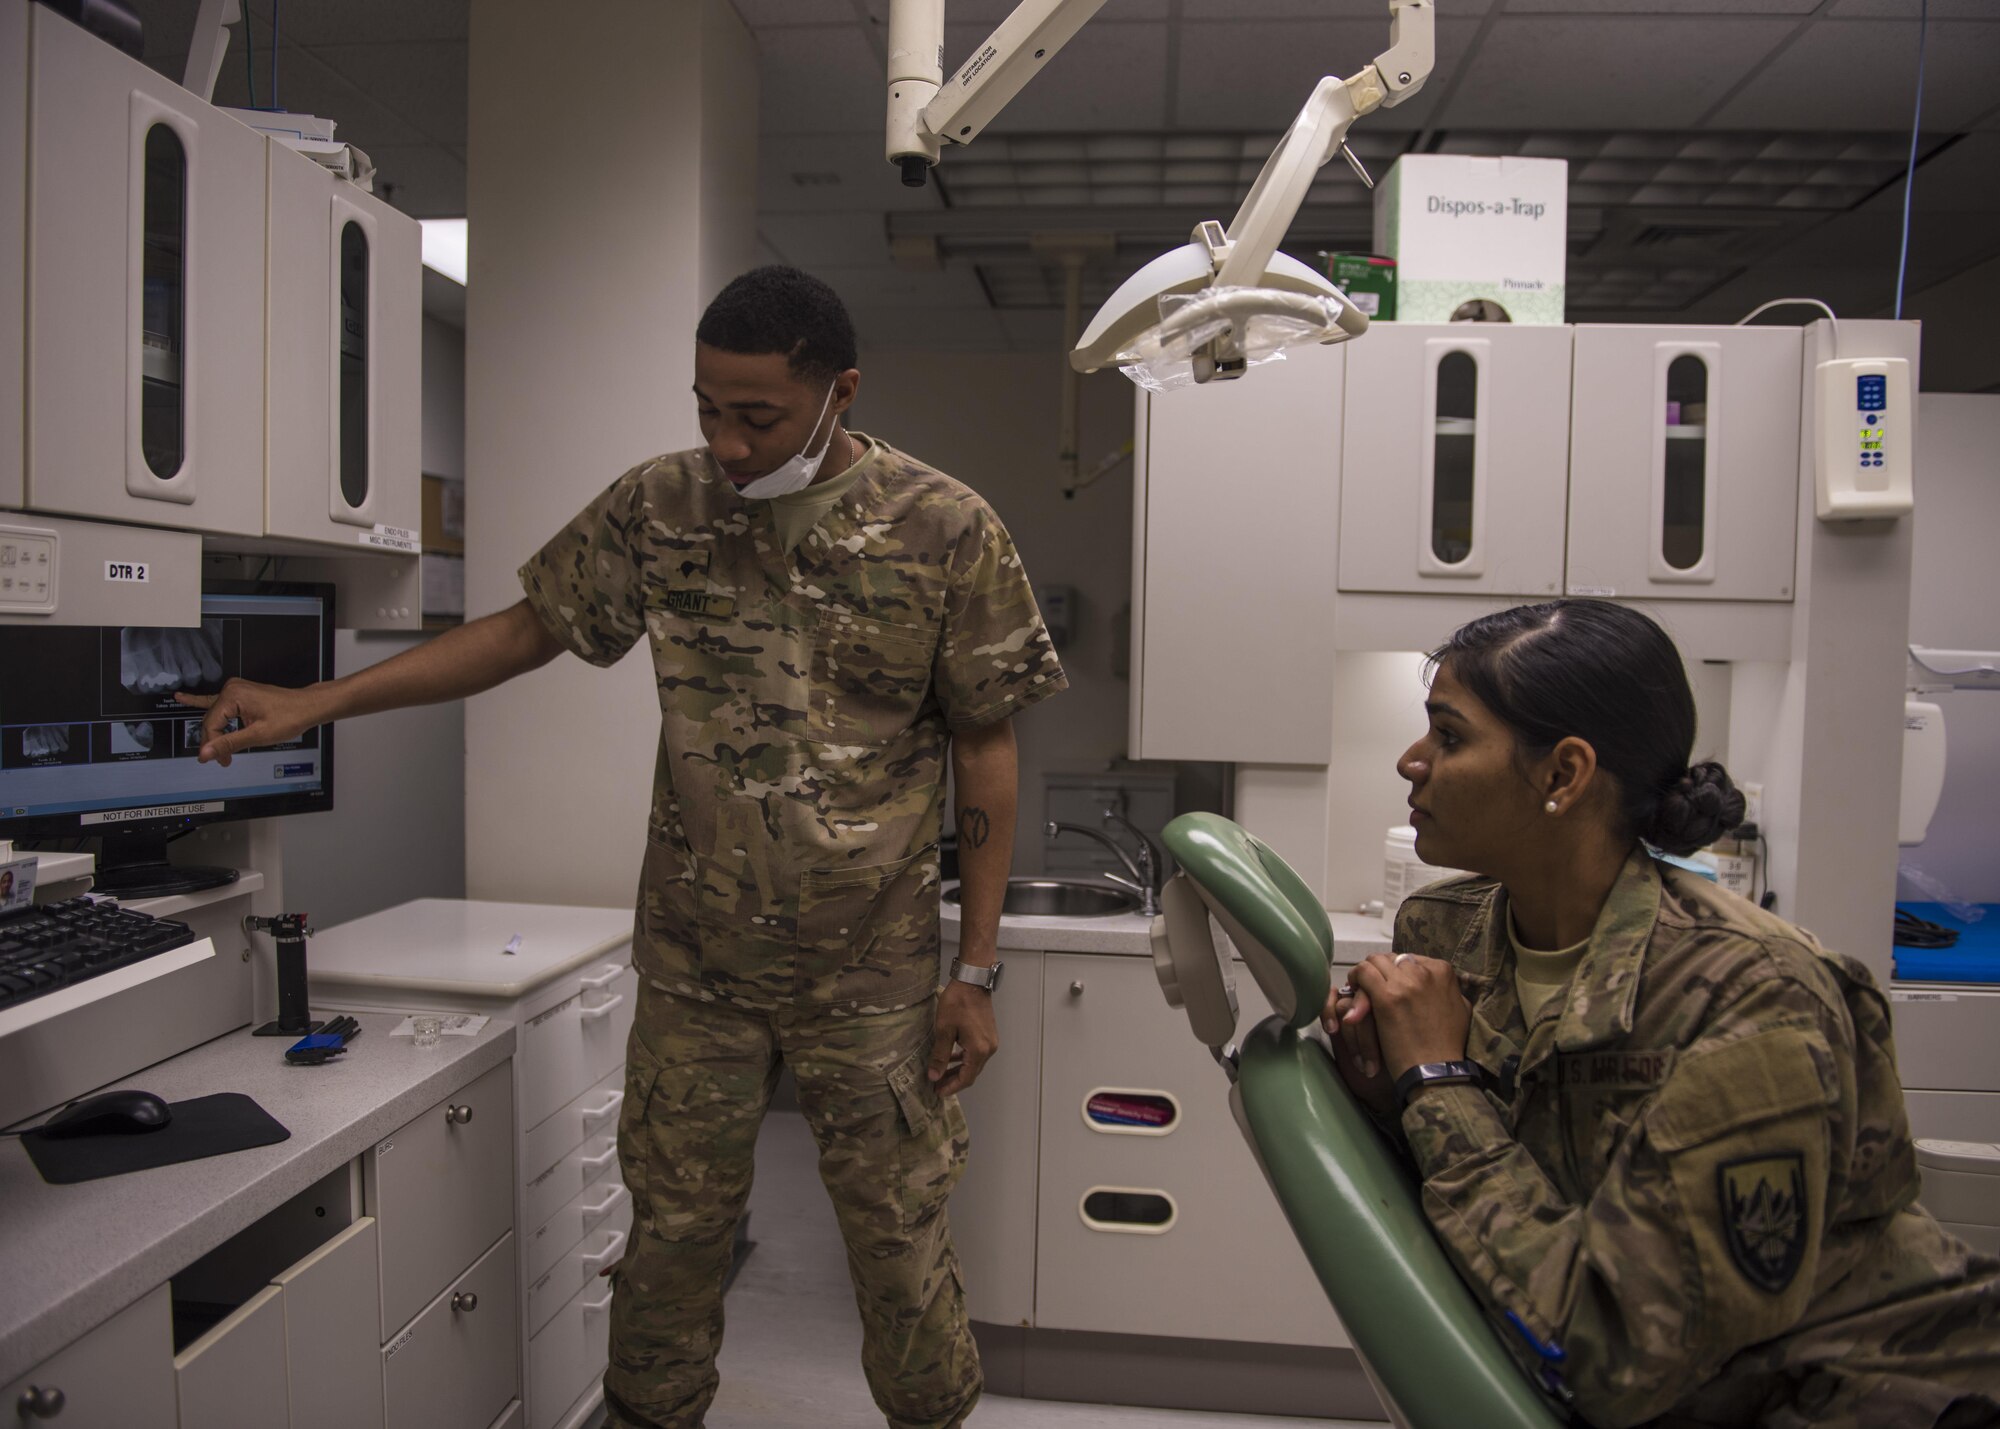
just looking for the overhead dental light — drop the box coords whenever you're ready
[885,0,1436,388]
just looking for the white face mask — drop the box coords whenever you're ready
[729,383,840,499]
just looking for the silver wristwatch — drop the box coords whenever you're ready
[948,957,1003,993]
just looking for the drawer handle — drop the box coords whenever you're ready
[579,965,623,990]
[445,1104,474,1126]
[451,1291,478,1313]
[582,1230,628,1271]
[18,1385,65,1419]
[582,1288,614,1315]
[578,993,626,1023]
[583,1185,629,1219]
[581,1145,618,1171]
[582,1091,625,1123]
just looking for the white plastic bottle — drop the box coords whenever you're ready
[1382,826,1470,937]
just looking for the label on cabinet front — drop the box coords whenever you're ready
[359,524,420,553]
[385,1326,416,1358]
[104,560,151,582]
[1567,583,1616,597]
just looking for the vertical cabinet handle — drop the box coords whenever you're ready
[445,1103,473,1125]
[451,1292,478,1313]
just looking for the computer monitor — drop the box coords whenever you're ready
[0,579,336,898]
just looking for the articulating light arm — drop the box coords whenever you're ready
[887,0,1111,187]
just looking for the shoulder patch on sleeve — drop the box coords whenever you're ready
[1718,1153,1808,1293]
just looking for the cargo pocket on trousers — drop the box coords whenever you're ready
[888,1049,968,1231]
[616,1046,664,1240]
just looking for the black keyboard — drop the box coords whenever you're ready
[0,897,198,1012]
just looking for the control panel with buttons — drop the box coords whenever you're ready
[0,524,59,614]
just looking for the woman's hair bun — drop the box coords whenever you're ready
[1643,760,1747,857]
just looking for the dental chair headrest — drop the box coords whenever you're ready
[1153,814,1333,1046]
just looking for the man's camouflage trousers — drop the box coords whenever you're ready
[601,985,980,1429]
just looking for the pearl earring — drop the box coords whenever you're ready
[1545,800,1559,814]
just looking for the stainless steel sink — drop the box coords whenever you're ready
[943,878,1142,918]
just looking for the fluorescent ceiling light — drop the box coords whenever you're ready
[421,218,467,285]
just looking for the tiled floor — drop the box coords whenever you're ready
[699,1107,1381,1429]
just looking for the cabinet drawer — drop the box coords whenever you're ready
[521,963,635,1128]
[528,1179,632,1284]
[174,1284,288,1429]
[527,1276,615,1429]
[525,1130,619,1232]
[2,1282,176,1429]
[369,1058,515,1337]
[1035,954,1347,1349]
[523,1065,624,1185]
[527,1207,633,1336]
[275,1216,385,1429]
[383,1233,518,1429]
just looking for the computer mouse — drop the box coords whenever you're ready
[40,1089,173,1138]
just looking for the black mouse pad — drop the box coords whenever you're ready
[23,1094,290,1185]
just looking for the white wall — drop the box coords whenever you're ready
[463,0,758,908]
[852,350,1138,875]
[420,315,465,481]
[1901,393,2000,904]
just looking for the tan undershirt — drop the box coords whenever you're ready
[1509,909,1589,1025]
[767,429,881,552]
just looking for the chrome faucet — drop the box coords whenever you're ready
[1045,815,1162,917]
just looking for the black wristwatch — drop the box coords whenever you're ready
[1394,1060,1483,1110]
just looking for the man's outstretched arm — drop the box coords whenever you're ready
[178,599,564,765]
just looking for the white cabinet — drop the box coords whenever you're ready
[1338,323,1571,599]
[1131,342,1344,764]
[265,140,421,550]
[275,1217,388,1429]
[24,6,265,536]
[368,1058,516,1338]
[313,898,638,1429]
[1566,325,1802,603]
[0,0,25,512]
[1033,953,1346,1349]
[174,1284,289,1429]
[383,1233,520,1429]
[1,1283,177,1428]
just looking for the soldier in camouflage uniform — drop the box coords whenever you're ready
[1325,601,1999,1429]
[186,267,1066,1428]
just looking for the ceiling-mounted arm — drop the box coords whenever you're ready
[1216,0,1434,290]
[887,0,1111,187]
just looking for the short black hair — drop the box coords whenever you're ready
[1430,600,1746,856]
[696,266,858,385]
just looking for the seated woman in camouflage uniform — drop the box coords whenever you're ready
[1324,599,2000,1429]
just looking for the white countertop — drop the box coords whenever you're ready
[0,1013,515,1383]
[309,897,634,1002]
[940,883,1392,963]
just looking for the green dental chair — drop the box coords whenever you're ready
[1151,812,1568,1429]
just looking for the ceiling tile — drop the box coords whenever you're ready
[365,143,467,218]
[798,262,991,310]
[1857,133,2000,215]
[1707,21,2000,132]
[308,41,467,145]
[759,132,948,214]
[758,24,887,135]
[1826,0,2000,16]
[758,211,894,268]
[947,21,1170,133]
[1442,16,1796,128]
[1174,18,1478,131]
[196,45,433,148]
[1505,0,1816,11]
[859,0,1169,24]
[242,0,468,46]
[1182,0,1493,14]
